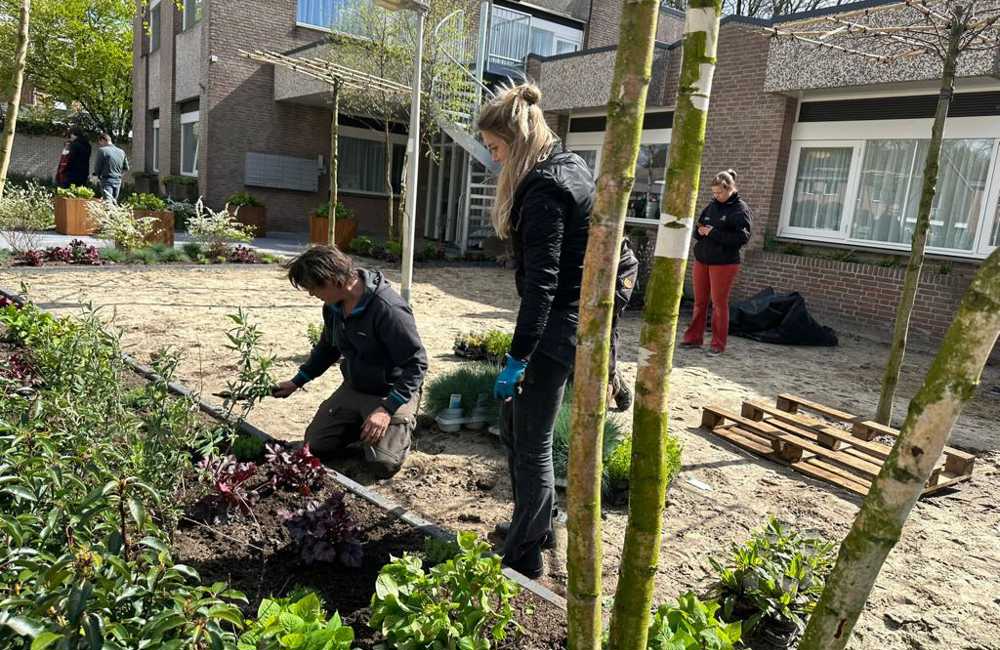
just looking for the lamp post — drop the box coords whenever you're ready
[376,0,428,304]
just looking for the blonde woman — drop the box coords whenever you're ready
[479,82,593,579]
[681,169,752,354]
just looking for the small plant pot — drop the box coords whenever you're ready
[229,205,266,238]
[54,197,100,235]
[749,621,800,650]
[435,407,465,433]
[607,479,630,507]
[135,209,175,247]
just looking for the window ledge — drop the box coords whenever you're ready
[769,234,990,264]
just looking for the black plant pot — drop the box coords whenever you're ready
[607,479,630,507]
[749,621,800,650]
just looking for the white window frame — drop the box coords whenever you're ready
[151,118,160,173]
[778,114,1000,260]
[337,125,408,197]
[180,110,199,177]
[566,116,672,226]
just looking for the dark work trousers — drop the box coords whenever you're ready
[499,351,572,565]
[609,255,639,380]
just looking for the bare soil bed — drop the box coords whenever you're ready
[6,262,1000,650]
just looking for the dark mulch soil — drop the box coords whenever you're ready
[173,474,567,649]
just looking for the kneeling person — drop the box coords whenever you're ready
[274,246,427,476]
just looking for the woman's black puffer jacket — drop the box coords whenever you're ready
[693,193,752,265]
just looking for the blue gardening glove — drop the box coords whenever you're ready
[494,354,527,400]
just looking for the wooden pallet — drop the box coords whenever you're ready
[701,393,975,497]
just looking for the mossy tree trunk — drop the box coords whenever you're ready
[0,0,31,197]
[875,17,963,425]
[606,1,722,649]
[565,0,661,646]
[328,79,341,246]
[385,115,397,240]
[800,246,1000,650]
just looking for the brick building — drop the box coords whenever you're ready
[528,3,1000,355]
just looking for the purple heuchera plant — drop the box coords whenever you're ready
[265,443,324,496]
[2,351,36,384]
[198,454,259,513]
[69,239,101,265]
[227,245,259,264]
[281,492,363,567]
[45,246,74,263]
[17,250,45,267]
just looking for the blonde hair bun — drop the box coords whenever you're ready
[726,169,738,181]
[519,85,541,105]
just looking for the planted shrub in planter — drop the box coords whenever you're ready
[163,174,199,202]
[125,192,174,246]
[89,201,158,252]
[54,184,99,235]
[310,201,357,249]
[187,199,255,258]
[709,517,835,647]
[167,198,197,231]
[227,191,266,237]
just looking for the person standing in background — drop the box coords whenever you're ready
[93,132,129,202]
[63,127,91,189]
[55,133,71,187]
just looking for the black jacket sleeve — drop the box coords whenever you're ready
[294,310,341,386]
[509,183,566,361]
[708,204,752,248]
[375,301,428,415]
[693,205,710,241]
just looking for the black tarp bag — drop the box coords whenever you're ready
[728,287,838,346]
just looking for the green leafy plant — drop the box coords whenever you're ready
[55,184,96,199]
[219,309,277,439]
[0,181,54,254]
[99,247,128,263]
[453,330,512,363]
[646,592,742,650]
[604,434,682,490]
[315,202,354,220]
[232,433,267,462]
[227,192,264,208]
[88,201,158,252]
[163,174,199,186]
[167,199,198,231]
[369,532,520,649]
[238,590,355,650]
[552,395,628,495]
[187,198,255,258]
[384,240,403,259]
[423,362,498,422]
[348,236,376,257]
[125,192,168,211]
[709,517,836,636]
[422,536,461,567]
[306,323,324,347]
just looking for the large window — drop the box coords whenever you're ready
[338,133,405,195]
[180,111,199,177]
[151,118,160,173]
[782,135,1000,257]
[183,0,203,30]
[566,139,669,224]
[148,0,161,52]
[297,0,373,36]
[489,6,583,71]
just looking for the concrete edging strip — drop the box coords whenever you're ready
[0,286,568,612]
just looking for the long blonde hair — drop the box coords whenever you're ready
[476,82,556,239]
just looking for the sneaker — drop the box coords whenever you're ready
[502,545,544,579]
[708,347,724,356]
[680,341,702,349]
[609,375,633,412]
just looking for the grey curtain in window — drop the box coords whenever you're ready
[789,147,852,231]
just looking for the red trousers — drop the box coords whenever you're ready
[682,261,740,352]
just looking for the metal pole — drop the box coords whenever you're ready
[400,8,425,304]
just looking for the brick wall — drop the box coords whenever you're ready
[586,0,684,49]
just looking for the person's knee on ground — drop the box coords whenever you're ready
[362,420,412,478]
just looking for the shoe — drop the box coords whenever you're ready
[680,341,701,349]
[708,348,724,356]
[611,376,633,412]
[493,521,556,550]
[502,545,544,579]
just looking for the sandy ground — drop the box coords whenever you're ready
[4,261,999,650]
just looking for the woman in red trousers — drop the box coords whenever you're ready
[681,169,752,355]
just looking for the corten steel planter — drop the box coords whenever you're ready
[135,209,175,247]
[310,214,357,251]
[229,205,266,238]
[54,197,100,236]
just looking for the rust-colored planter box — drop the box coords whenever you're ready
[54,197,100,236]
[229,205,266,238]
[310,214,358,251]
[136,209,175,247]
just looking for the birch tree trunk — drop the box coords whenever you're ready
[800,246,1000,650]
[328,80,341,246]
[0,0,31,197]
[385,116,396,240]
[875,17,963,425]
[607,2,721,648]
[565,0,661,646]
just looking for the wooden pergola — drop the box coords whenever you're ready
[239,48,412,245]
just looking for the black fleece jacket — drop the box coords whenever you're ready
[693,193,752,265]
[508,151,593,361]
[293,269,427,415]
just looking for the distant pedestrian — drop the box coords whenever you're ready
[55,135,71,187]
[680,169,752,355]
[63,127,92,189]
[93,132,129,202]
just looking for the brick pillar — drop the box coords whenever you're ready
[131,0,147,175]
[157,0,178,179]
